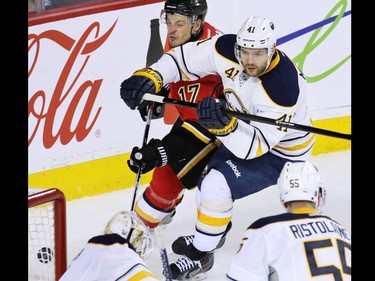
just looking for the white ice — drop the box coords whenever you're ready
[65,150,351,280]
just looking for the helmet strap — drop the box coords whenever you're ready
[189,20,204,42]
[258,47,277,76]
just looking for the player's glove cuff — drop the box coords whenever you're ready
[132,68,163,93]
[208,116,238,136]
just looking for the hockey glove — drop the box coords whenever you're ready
[120,68,163,110]
[138,86,169,121]
[138,102,164,121]
[127,139,168,174]
[197,97,238,136]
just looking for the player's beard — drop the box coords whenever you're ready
[244,62,267,77]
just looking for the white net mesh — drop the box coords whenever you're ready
[28,188,56,281]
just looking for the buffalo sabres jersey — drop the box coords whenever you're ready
[59,234,158,281]
[226,211,351,281]
[151,34,315,160]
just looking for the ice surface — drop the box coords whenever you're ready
[65,150,351,280]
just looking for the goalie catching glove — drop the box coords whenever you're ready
[120,68,163,110]
[127,139,168,174]
[197,96,238,136]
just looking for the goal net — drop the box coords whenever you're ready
[28,188,67,281]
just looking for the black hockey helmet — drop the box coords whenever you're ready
[164,0,208,21]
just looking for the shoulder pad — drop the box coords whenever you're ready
[215,34,238,64]
[261,52,300,107]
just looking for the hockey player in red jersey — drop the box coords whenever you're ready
[122,0,231,245]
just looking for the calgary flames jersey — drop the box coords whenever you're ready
[163,22,224,124]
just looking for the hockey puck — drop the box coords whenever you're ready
[37,247,54,264]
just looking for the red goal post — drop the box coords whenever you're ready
[28,188,67,281]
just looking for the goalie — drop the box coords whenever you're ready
[59,211,158,281]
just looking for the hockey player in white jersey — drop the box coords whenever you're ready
[120,15,316,279]
[226,161,351,280]
[59,211,158,281]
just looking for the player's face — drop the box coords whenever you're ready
[165,14,199,47]
[239,47,269,77]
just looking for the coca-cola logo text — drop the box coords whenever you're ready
[28,20,117,148]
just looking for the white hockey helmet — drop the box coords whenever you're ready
[278,161,326,212]
[104,211,154,259]
[235,16,277,71]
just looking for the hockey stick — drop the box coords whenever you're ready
[153,227,173,281]
[128,104,173,281]
[142,93,351,141]
[130,104,154,211]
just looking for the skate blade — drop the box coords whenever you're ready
[183,272,207,281]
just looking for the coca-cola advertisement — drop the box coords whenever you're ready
[28,0,351,199]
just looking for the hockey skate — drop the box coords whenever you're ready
[169,244,214,280]
[158,209,177,228]
[104,210,154,259]
[171,221,232,255]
